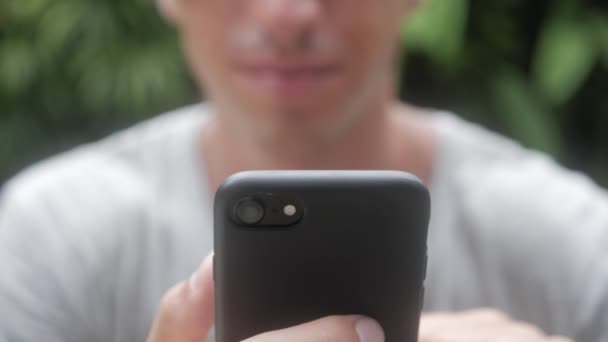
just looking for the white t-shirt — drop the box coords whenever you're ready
[1,105,607,341]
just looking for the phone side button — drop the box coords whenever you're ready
[212,255,215,282]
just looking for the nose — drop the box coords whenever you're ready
[252,0,323,49]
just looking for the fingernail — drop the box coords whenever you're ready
[189,268,203,292]
[355,317,384,342]
[189,254,212,292]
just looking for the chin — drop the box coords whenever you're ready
[251,102,360,140]
[254,101,338,123]
[212,84,361,133]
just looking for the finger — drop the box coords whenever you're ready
[420,310,564,342]
[419,312,452,335]
[457,308,510,323]
[147,253,215,342]
[243,315,384,342]
[420,309,512,336]
[488,322,548,341]
[548,336,575,342]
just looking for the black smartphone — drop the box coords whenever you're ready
[214,170,430,342]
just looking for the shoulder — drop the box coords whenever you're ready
[439,116,608,304]
[431,112,608,265]
[433,112,608,238]
[432,113,608,332]
[0,104,208,235]
[0,104,210,341]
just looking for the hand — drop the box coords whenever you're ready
[147,253,385,342]
[419,309,573,342]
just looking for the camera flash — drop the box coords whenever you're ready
[283,205,297,217]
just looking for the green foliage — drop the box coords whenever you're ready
[402,0,608,185]
[404,0,469,66]
[1,0,607,186]
[533,4,598,107]
[0,0,198,180]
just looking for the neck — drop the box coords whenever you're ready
[201,102,435,192]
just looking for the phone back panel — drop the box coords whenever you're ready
[214,171,431,342]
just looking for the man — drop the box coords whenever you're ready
[0,0,606,341]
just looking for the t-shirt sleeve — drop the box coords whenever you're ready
[569,192,608,342]
[0,181,109,342]
[432,113,608,339]
[459,156,608,340]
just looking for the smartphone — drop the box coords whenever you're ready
[214,170,430,342]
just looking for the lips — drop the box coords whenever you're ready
[243,64,335,80]
[234,59,341,96]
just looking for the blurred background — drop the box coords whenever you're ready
[1,0,607,186]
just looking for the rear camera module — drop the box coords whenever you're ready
[234,199,265,225]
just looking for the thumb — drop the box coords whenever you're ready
[148,253,215,342]
[243,315,385,342]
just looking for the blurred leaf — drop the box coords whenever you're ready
[490,68,561,155]
[591,13,608,67]
[0,39,37,95]
[5,0,48,22]
[0,116,42,180]
[36,1,87,59]
[474,1,527,64]
[532,14,598,106]
[402,0,469,66]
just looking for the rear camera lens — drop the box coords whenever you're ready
[235,199,265,225]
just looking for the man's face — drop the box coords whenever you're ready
[165,0,416,134]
